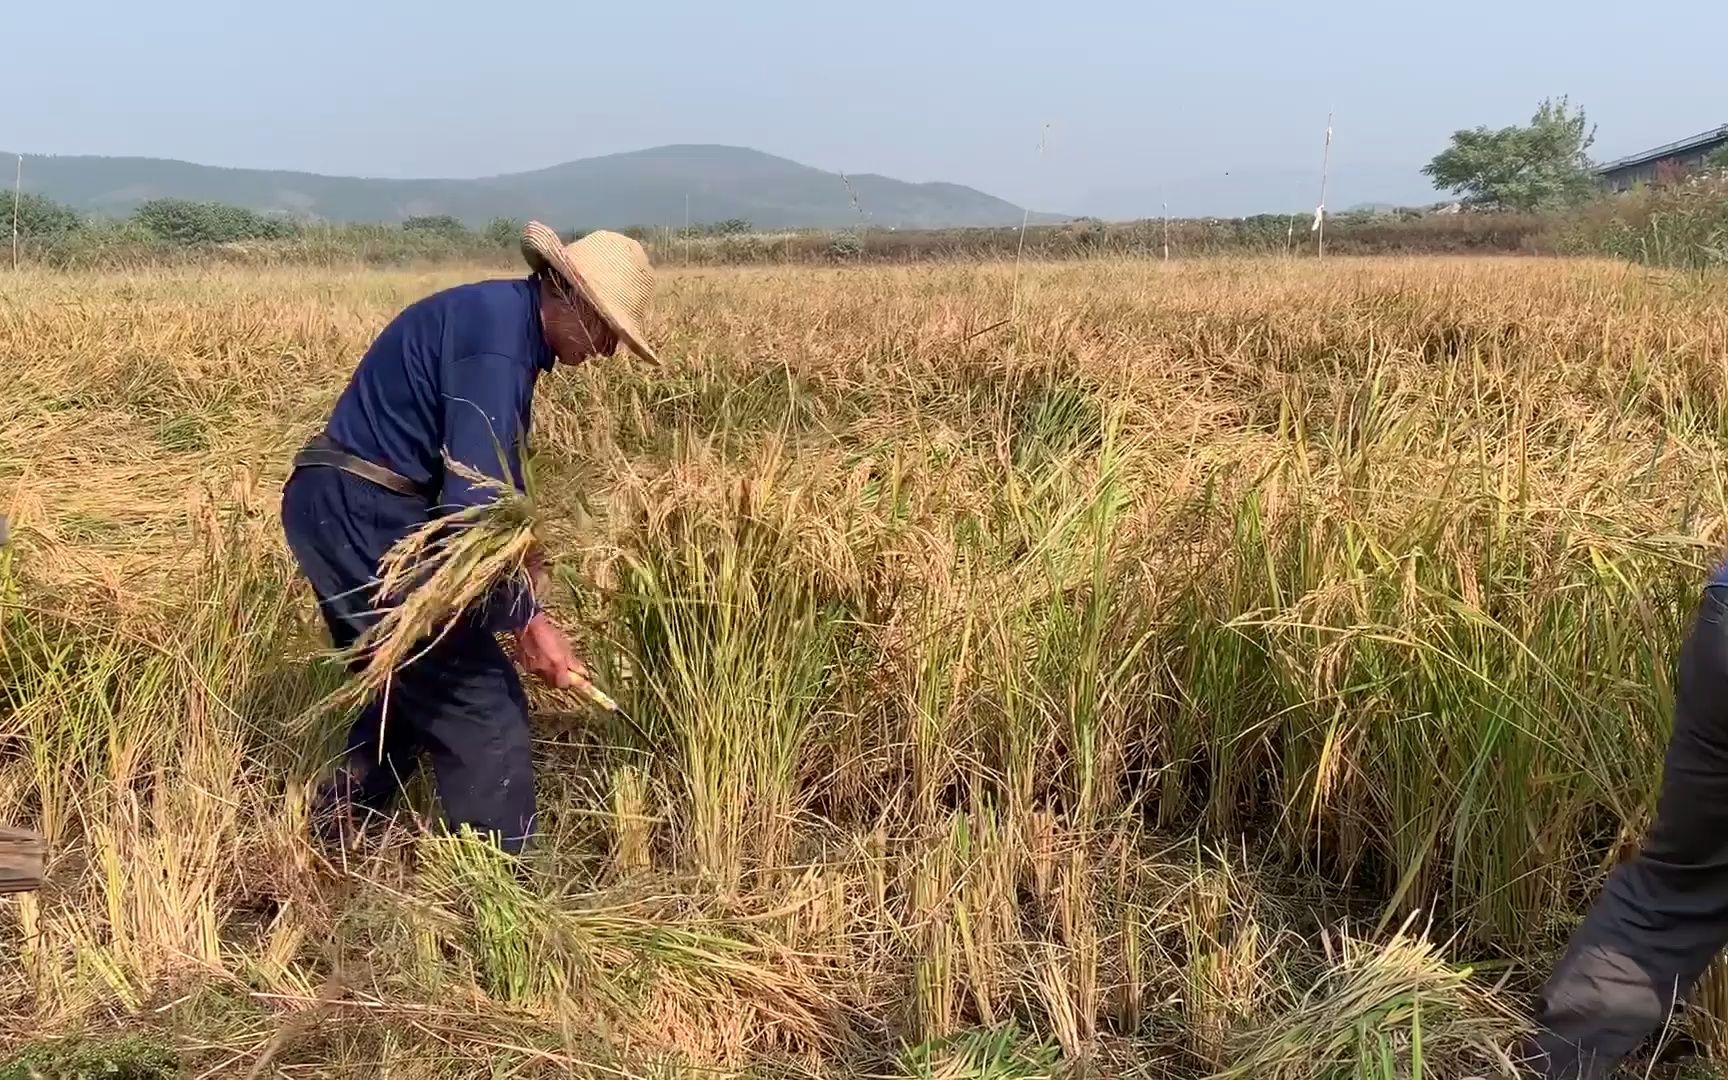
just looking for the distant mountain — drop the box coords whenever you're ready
[6,144,1060,230]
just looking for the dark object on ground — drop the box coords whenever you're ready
[0,826,44,894]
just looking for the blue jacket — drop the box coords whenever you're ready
[324,276,554,632]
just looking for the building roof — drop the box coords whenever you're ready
[1596,125,1728,175]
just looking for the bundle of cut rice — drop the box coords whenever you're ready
[335,459,538,708]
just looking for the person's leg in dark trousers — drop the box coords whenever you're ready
[282,467,427,828]
[1527,585,1728,1078]
[318,698,424,827]
[282,466,537,852]
[378,619,537,853]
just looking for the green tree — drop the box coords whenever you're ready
[1423,97,1598,212]
[133,199,298,244]
[1707,145,1728,171]
[7,192,81,237]
[482,216,522,247]
[402,214,469,237]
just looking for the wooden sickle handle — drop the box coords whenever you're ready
[568,670,618,713]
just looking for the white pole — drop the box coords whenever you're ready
[1162,200,1170,262]
[1315,112,1334,258]
[12,156,21,271]
[1012,122,1050,320]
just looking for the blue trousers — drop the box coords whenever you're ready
[281,465,535,853]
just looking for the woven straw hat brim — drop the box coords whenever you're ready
[520,222,660,364]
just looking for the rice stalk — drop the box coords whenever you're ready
[321,458,538,715]
[1211,917,1526,1080]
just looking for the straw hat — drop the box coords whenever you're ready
[520,221,659,364]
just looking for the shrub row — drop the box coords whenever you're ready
[8,183,1727,269]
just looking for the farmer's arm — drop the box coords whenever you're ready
[440,352,530,506]
[439,352,541,636]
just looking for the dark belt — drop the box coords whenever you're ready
[292,433,428,499]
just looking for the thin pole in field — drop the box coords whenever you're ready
[683,192,690,264]
[1162,200,1170,262]
[840,171,869,250]
[11,155,20,271]
[1313,111,1333,258]
[1011,121,1050,320]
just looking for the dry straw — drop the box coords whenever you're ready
[324,458,537,715]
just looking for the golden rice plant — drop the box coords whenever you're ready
[6,254,1728,1076]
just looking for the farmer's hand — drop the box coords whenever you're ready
[524,544,552,599]
[515,611,581,689]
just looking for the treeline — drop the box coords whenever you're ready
[7,195,775,268]
[8,180,1727,270]
[659,212,1555,266]
[8,195,529,267]
[0,193,1550,269]
[659,182,1728,269]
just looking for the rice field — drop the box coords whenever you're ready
[3,256,1727,1077]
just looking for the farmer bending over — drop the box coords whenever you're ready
[281,223,658,853]
[1523,571,1728,1077]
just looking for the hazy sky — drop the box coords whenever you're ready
[4,0,1724,218]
